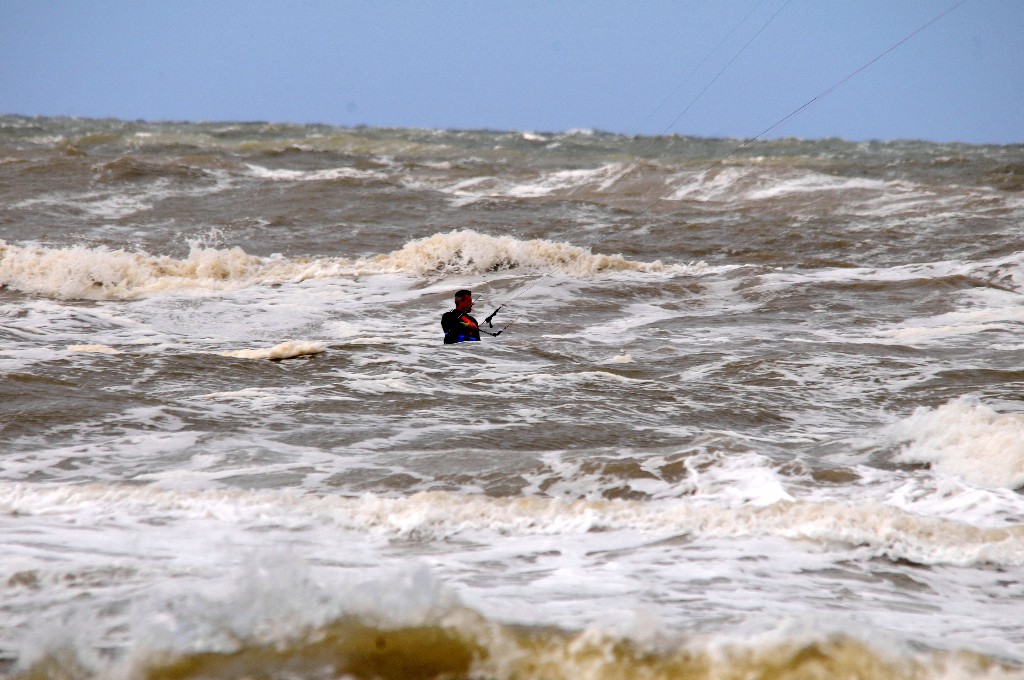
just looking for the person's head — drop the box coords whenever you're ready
[454,289,473,312]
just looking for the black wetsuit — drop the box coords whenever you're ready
[441,309,481,344]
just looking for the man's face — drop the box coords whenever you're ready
[456,295,473,312]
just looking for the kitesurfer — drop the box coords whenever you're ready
[441,289,481,344]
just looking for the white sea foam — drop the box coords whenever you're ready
[67,344,121,354]
[13,186,161,219]
[417,163,632,205]
[881,285,1024,344]
[756,252,1024,301]
[880,472,1024,529]
[2,483,1021,567]
[243,163,387,182]
[664,165,925,209]
[218,340,325,360]
[504,164,631,197]
[743,173,890,201]
[887,396,1024,489]
[664,166,743,202]
[12,169,235,220]
[688,452,795,508]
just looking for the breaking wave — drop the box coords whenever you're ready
[0,239,329,300]
[3,484,1021,568]
[14,613,1016,680]
[0,230,706,300]
[366,229,705,277]
[888,395,1024,489]
[8,554,1018,680]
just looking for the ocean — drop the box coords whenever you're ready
[1,115,1023,679]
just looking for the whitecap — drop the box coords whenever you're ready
[887,395,1024,489]
[219,341,325,360]
[67,344,121,354]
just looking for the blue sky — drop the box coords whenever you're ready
[2,1,1021,143]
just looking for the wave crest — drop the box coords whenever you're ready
[14,606,1017,680]
[0,231,703,300]
[370,229,701,277]
[888,396,1024,489]
[0,239,337,300]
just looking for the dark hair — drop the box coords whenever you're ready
[454,289,472,301]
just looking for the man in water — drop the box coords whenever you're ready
[441,289,481,343]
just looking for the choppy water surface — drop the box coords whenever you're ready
[1,115,1023,679]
